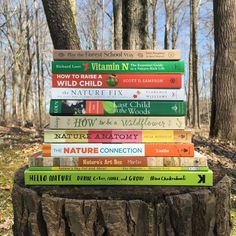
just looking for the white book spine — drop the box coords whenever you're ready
[51,88,186,100]
[48,143,145,157]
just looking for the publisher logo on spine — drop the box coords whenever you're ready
[58,52,65,57]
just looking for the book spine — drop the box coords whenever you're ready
[29,156,208,167]
[50,100,187,116]
[52,73,182,89]
[53,50,181,60]
[49,116,186,130]
[44,130,192,143]
[24,169,213,186]
[51,88,186,100]
[28,166,209,171]
[52,61,185,73]
[42,143,194,157]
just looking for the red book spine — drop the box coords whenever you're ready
[52,73,182,89]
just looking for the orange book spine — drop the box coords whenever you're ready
[144,144,194,157]
[42,144,51,157]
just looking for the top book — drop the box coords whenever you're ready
[53,50,181,61]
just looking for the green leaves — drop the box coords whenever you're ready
[102,101,117,114]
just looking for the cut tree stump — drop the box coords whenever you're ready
[12,166,232,236]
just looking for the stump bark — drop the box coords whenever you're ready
[12,166,232,236]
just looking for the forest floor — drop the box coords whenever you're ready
[0,126,236,235]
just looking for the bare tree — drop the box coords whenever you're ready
[100,0,105,49]
[192,0,201,128]
[187,0,201,128]
[187,26,193,126]
[171,0,186,49]
[3,2,19,123]
[210,0,236,141]
[34,0,42,127]
[164,0,171,49]
[150,0,157,49]
[0,0,51,127]
[113,0,122,49]
[0,56,7,125]
[24,0,34,124]
[91,0,98,49]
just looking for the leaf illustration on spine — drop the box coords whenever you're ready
[102,101,117,114]
[176,118,183,128]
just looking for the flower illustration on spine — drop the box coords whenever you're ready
[133,90,141,99]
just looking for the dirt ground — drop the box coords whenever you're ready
[0,126,235,235]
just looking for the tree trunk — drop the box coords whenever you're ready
[187,0,201,128]
[24,0,33,124]
[100,0,105,49]
[150,0,157,49]
[210,0,236,141]
[164,0,171,49]
[12,166,232,236]
[40,32,46,126]
[113,0,122,49]
[1,75,7,125]
[42,0,80,49]
[68,0,77,23]
[191,0,201,128]
[5,2,18,123]
[17,2,26,126]
[12,66,18,123]
[187,33,193,126]
[122,0,149,49]
[34,0,42,128]
[170,0,186,50]
[1,56,7,125]
[171,1,176,49]
[91,0,98,49]
[207,42,214,126]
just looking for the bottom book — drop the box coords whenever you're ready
[24,169,213,186]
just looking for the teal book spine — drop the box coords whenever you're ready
[49,100,187,116]
[52,61,185,73]
[24,169,213,186]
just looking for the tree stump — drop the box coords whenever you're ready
[12,166,232,236]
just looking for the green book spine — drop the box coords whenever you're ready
[50,100,186,116]
[24,169,213,186]
[52,61,185,73]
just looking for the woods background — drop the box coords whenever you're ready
[0,1,235,234]
[0,0,235,141]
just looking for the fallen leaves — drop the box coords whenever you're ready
[0,218,13,230]
[0,126,42,235]
[0,186,11,191]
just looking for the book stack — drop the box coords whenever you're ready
[24,50,213,186]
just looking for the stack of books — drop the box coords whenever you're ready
[24,50,213,186]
